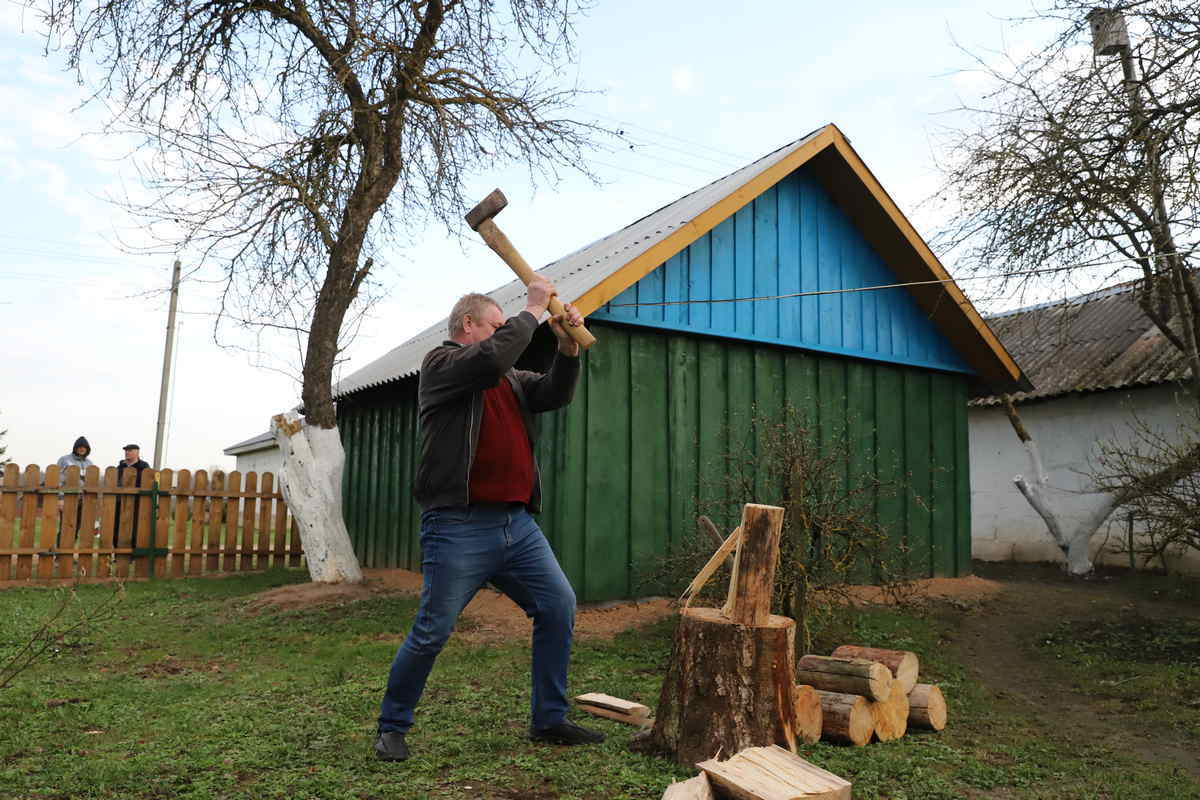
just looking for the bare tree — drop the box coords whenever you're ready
[35,1,599,582]
[935,2,1200,574]
[1093,408,1200,569]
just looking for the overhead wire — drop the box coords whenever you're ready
[579,157,698,188]
[591,141,731,177]
[605,249,1200,308]
[588,111,754,163]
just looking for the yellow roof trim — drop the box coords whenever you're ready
[826,132,1023,383]
[567,123,1022,388]
[572,127,839,317]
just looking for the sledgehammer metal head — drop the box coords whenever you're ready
[465,188,508,231]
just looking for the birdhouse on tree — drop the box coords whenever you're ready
[1087,8,1131,56]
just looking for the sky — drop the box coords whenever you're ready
[0,0,1063,471]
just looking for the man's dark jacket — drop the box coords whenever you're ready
[116,459,150,482]
[414,310,580,513]
[114,458,151,538]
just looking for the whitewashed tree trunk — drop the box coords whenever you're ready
[271,411,364,584]
[1005,398,1115,575]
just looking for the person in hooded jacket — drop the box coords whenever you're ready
[55,436,95,544]
[57,436,94,472]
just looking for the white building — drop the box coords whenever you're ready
[223,431,282,478]
[970,281,1197,573]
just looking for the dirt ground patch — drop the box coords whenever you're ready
[133,655,226,679]
[248,568,1006,643]
[953,561,1200,779]
[247,568,676,642]
[840,574,1004,606]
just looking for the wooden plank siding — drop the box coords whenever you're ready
[337,319,971,603]
[589,167,974,378]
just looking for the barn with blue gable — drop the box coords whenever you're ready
[332,124,1029,603]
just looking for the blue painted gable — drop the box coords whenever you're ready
[589,166,974,375]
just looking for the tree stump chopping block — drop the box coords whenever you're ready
[649,607,799,766]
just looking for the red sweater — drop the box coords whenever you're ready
[468,378,534,504]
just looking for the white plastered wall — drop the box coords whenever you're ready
[233,446,283,479]
[969,383,1199,574]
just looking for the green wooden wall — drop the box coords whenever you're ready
[338,320,971,602]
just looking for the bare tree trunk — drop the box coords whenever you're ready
[1004,396,1200,574]
[271,411,363,584]
[1004,397,1114,574]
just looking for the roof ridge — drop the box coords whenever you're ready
[333,123,1026,399]
[985,277,1140,320]
[333,129,834,398]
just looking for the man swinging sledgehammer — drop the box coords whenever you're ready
[373,269,604,761]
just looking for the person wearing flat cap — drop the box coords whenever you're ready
[114,445,151,542]
[117,444,150,480]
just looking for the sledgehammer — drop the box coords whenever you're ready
[465,189,597,350]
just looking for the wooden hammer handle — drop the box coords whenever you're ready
[475,218,596,350]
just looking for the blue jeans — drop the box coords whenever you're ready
[377,505,577,733]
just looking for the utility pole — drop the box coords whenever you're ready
[153,260,182,470]
[1089,7,1200,407]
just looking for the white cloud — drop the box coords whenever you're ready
[0,5,44,36]
[670,66,696,95]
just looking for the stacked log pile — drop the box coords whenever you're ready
[795,646,948,746]
[649,504,953,797]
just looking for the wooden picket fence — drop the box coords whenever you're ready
[0,463,303,582]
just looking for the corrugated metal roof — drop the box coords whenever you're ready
[332,129,827,398]
[971,279,1192,405]
[223,430,277,455]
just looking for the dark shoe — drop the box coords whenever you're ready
[374,731,410,761]
[529,719,606,745]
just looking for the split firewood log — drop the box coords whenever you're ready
[868,682,909,742]
[575,693,652,727]
[792,685,822,745]
[831,645,919,694]
[796,654,893,701]
[662,773,716,800]
[815,690,873,747]
[697,745,852,800]
[907,683,947,731]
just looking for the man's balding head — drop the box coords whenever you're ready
[448,293,503,343]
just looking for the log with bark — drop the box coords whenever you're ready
[830,645,919,694]
[697,745,852,800]
[650,607,799,764]
[792,684,823,745]
[795,654,894,701]
[868,681,909,742]
[721,504,784,626]
[815,690,874,747]
[907,683,947,731]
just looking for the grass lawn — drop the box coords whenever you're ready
[1,567,1198,799]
